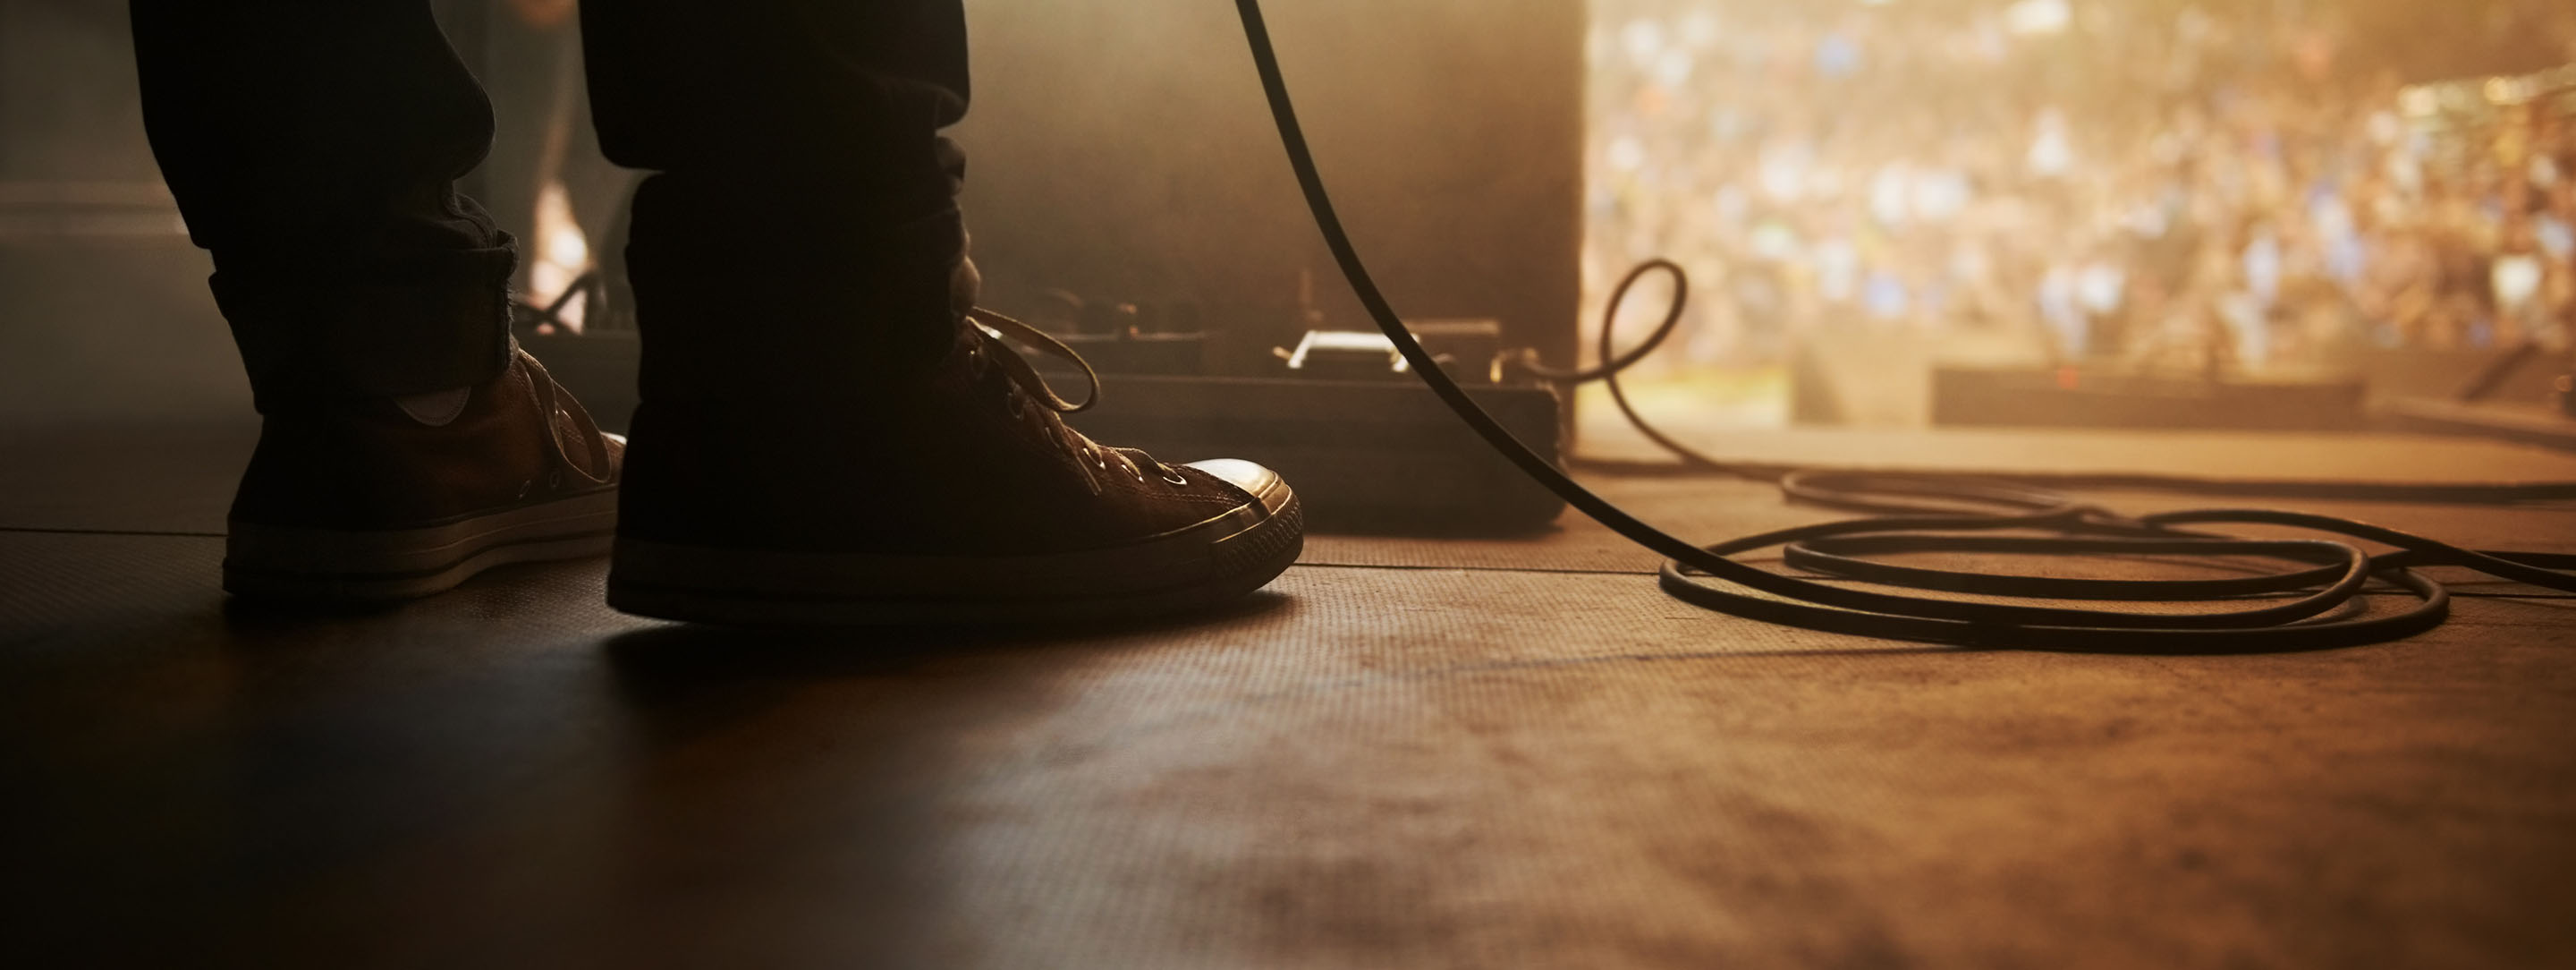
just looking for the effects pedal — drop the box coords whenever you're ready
[1043,319,1568,534]
[521,319,1570,536]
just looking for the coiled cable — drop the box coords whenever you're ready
[1231,0,2576,652]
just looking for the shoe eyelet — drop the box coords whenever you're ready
[1162,470,1191,487]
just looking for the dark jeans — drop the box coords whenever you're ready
[130,0,970,409]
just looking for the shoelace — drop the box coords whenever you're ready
[962,307,1191,488]
[516,345,617,489]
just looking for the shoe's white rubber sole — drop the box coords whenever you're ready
[605,486,1303,627]
[223,489,620,602]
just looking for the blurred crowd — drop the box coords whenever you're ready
[1586,0,2576,372]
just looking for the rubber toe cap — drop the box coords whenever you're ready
[1185,458,1292,514]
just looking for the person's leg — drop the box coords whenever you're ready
[131,0,513,404]
[131,1,623,600]
[581,0,1302,625]
[581,0,972,396]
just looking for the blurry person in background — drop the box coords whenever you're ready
[2493,217,2554,345]
[125,0,1303,624]
[1585,0,2576,373]
[2356,213,2440,346]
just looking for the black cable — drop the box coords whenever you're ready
[513,269,601,331]
[1548,262,2576,506]
[1228,0,2576,652]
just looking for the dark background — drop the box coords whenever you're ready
[0,0,1582,423]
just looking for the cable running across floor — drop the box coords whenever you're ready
[1229,0,2576,652]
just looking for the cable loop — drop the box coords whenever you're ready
[1232,0,2573,652]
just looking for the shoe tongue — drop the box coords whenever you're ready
[394,387,472,426]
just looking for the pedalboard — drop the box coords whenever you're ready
[1046,372,1565,533]
[521,326,1570,535]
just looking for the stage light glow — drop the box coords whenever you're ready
[527,179,590,333]
[2004,0,2072,37]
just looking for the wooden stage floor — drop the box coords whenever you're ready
[4,420,2574,968]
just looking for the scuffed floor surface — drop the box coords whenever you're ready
[4,421,2574,969]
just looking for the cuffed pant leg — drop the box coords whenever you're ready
[131,0,519,409]
[580,0,973,401]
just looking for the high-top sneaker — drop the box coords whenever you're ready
[606,310,1302,625]
[223,346,624,601]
